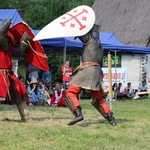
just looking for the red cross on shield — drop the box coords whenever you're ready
[33,5,95,41]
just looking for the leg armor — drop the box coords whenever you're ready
[16,100,31,122]
[91,100,107,119]
[91,99,117,126]
[63,97,84,125]
[63,97,75,115]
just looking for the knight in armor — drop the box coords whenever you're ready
[63,24,117,126]
[0,18,32,122]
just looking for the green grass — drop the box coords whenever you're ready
[0,99,150,150]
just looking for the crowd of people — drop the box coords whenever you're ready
[17,60,73,107]
[18,58,150,106]
[105,80,149,101]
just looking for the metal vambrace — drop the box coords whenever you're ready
[91,24,101,39]
[63,97,76,115]
[0,18,12,41]
[18,40,29,55]
[91,100,107,119]
[17,32,32,55]
[16,100,31,122]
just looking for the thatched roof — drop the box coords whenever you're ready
[92,0,150,47]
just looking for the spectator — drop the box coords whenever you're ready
[133,80,148,99]
[19,76,26,86]
[112,82,118,99]
[117,83,126,99]
[138,80,148,98]
[124,82,134,99]
[27,76,39,105]
[27,63,40,82]
[42,64,52,90]
[138,80,148,92]
[61,60,72,89]
[19,76,30,105]
[37,80,50,105]
[47,82,66,107]
[105,83,117,101]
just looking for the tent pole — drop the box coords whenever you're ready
[114,50,117,101]
[63,39,66,65]
[108,52,113,110]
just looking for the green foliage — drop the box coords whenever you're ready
[47,52,80,83]
[0,0,94,29]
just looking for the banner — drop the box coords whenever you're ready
[102,67,127,87]
[103,54,122,67]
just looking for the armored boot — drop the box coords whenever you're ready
[68,106,84,125]
[16,100,31,122]
[91,100,117,126]
[63,97,84,125]
[107,112,117,126]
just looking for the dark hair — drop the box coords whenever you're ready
[54,82,61,86]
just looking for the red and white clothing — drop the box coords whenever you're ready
[48,89,66,106]
[62,65,72,82]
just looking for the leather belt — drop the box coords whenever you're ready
[73,62,100,73]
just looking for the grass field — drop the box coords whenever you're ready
[0,99,150,150]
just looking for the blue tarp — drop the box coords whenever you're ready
[0,9,24,26]
[1,9,150,54]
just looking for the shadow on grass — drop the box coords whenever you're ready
[1,116,72,123]
[78,118,134,127]
[2,117,23,123]
[1,116,134,126]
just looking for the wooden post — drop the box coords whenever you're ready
[108,53,113,110]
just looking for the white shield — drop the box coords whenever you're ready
[33,5,95,41]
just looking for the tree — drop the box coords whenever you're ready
[47,52,80,83]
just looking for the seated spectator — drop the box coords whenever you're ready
[42,64,52,90]
[133,80,148,99]
[18,76,30,105]
[139,80,148,98]
[124,82,134,99]
[105,83,117,101]
[27,76,39,105]
[37,80,50,106]
[47,82,66,107]
[138,80,148,93]
[27,63,40,82]
[19,76,26,86]
[117,83,126,99]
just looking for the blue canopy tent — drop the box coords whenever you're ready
[0,9,24,26]
[34,30,150,54]
[1,9,150,54]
